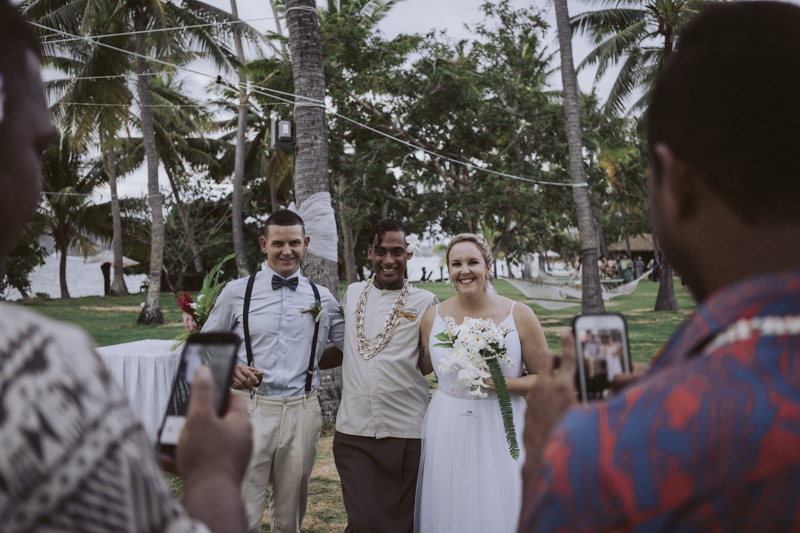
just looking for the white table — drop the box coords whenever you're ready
[97,339,181,442]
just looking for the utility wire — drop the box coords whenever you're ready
[40,17,276,45]
[33,21,585,189]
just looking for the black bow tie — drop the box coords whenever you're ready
[272,275,299,291]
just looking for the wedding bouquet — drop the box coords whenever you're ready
[435,316,520,459]
[173,253,235,347]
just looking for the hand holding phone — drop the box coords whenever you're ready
[571,313,632,403]
[157,332,241,458]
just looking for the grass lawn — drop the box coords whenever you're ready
[9,277,696,531]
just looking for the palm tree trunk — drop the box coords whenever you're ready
[58,244,70,299]
[553,0,605,313]
[286,0,341,424]
[107,149,129,296]
[268,0,289,60]
[134,14,164,325]
[338,175,358,284]
[231,0,251,278]
[652,232,679,311]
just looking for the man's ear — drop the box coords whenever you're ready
[259,236,268,254]
[303,235,310,250]
[367,245,373,260]
[653,143,697,221]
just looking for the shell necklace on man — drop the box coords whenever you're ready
[355,276,410,360]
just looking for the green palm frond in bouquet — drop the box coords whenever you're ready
[173,253,235,348]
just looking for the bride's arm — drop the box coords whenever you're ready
[418,306,436,376]
[490,303,548,396]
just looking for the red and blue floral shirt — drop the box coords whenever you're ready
[520,271,800,532]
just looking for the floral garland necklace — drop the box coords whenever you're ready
[355,277,410,360]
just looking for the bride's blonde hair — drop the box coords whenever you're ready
[446,234,494,271]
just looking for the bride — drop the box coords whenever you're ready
[415,234,548,533]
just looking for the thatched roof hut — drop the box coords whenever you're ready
[608,233,654,253]
[607,233,656,264]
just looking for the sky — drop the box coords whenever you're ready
[42,0,623,202]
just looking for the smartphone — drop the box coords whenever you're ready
[571,313,632,403]
[156,332,240,457]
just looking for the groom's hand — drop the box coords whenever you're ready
[521,330,577,503]
[231,364,257,391]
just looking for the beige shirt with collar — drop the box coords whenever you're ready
[336,280,437,439]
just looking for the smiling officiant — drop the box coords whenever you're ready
[323,219,438,533]
[201,209,344,533]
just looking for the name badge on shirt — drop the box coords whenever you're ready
[398,308,418,321]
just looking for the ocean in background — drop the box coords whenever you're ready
[3,254,147,300]
[3,252,534,301]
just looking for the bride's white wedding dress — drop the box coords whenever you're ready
[415,303,526,533]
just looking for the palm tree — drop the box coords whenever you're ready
[285,0,340,293]
[230,0,252,278]
[553,0,606,313]
[26,0,257,322]
[40,134,111,298]
[571,0,711,115]
[570,0,707,310]
[43,19,133,295]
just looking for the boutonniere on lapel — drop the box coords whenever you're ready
[302,299,325,323]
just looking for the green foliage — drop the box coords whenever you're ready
[0,223,47,299]
[486,356,519,460]
[571,0,714,115]
[173,253,235,345]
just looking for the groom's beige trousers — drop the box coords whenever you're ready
[234,389,322,533]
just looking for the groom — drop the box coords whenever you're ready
[329,219,438,533]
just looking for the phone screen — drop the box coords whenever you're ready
[158,333,240,450]
[573,314,631,402]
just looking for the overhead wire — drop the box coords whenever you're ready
[39,17,276,45]
[33,21,585,189]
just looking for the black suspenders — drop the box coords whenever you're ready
[242,273,322,396]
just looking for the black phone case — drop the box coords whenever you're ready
[156,331,240,457]
[570,313,632,402]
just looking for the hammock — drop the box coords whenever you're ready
[504,270,652,311]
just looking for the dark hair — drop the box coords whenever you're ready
[264,209,304,237]
[368,219,409,248]
[647,1,800,226]
[0,0,42,146]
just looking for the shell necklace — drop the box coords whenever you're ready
[355,277,410,360]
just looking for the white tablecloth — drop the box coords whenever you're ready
[97,339,181,442]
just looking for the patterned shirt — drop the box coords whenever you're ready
[520,271,800,532]
[0,304,208,533]
[202,266,345,397]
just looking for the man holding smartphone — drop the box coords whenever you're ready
[0,3,252,531]
[520,3,800,530]
[202,210,345,533]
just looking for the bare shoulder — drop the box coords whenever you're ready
[511,299,538,323]
[421,304,437,329]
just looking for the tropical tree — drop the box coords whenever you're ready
[570,0,709,310]
[40,134,111,298]
[0,222,48,300]
[571,0,711,115]
[554,0,606,313]
[41,15,134,296]
[285,0,340,293]
[26,0,255,322]
[229,0,252,278]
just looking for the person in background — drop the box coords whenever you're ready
[520,3,800,530]
[0,3,252,531]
